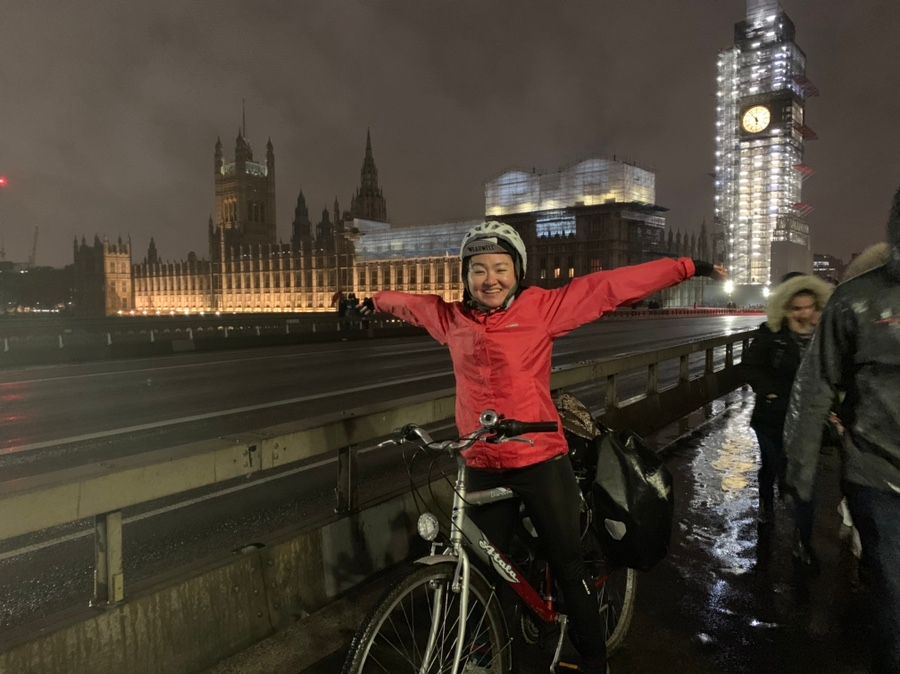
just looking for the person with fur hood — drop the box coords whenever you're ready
[784,186,900,674]
[741,272,834,538]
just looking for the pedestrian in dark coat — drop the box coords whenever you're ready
[742,273,833,529]
[784,187,900,674]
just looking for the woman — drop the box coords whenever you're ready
[742,273,833,561]
[374,221,725,673]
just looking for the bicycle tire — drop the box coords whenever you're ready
[579,491,638,653]
[598,564,637,653]
[342,561,512,674]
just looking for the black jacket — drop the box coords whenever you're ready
[742,274,833,439]
[743,323,807,438]
[784,188,900,502]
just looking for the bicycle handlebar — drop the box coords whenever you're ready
[384,411,558,455]
[495,420,558,436]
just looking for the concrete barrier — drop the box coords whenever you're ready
[0,485,448,674]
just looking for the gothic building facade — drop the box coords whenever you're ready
[72,235,134,316]
[119,130,462,315]
[75,132,710,316]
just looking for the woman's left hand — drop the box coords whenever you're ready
[710,265,729,282]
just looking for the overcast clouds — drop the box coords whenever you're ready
[0,0,898,268]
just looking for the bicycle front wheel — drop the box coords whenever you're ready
[342,561,512,674]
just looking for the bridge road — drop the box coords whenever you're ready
[0,317,763,645]
[263,392,869,674]
[0,316,759,479]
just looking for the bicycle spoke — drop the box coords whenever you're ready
[344,564,511,674]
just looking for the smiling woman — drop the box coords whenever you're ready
[371,219,724,673]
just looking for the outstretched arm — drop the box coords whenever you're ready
[541,257,722,337]
[373,290,452,345]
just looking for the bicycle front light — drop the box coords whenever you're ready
[417,512,440,542]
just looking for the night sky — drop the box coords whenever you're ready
[0,1,897,268]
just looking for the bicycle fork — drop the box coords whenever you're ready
[418,549,471,674]
[420,462,473,674]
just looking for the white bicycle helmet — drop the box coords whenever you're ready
[459,221,527,280]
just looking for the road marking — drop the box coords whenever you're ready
[0,344,444,386]
[3,369,454,453]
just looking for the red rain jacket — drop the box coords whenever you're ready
[374,257,696,470]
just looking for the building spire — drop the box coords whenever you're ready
[350,129,387,222]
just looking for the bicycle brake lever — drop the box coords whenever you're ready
[492,435,535,446]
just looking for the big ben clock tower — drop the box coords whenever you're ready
[714,0,817,288]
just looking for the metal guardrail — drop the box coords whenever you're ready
[0,309,759,351]
[0,328,755,607]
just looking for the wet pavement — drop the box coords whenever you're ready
[219,388,874,674]
[607,389,871,673]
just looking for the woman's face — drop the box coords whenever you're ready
[785,291,819,335]
[467,253,517,309]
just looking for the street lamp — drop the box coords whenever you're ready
[723,279,735,310]
[0,176,7,262]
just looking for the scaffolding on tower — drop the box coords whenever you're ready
[792,202,814,217]
[794,123,819,140]
[793,74,820,97]
[793,163,816,181]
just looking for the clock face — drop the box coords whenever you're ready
[742,105,771,133]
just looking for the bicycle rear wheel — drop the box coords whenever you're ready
[596,564,637,653]
[342,561,512,674]
[580,495,637,653]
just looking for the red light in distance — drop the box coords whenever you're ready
[0,177,7,187]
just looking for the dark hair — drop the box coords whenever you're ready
[786,288,820,311]
[780,271,805,283]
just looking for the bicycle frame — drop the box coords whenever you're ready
[414,453,565,674]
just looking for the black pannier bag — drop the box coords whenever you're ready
[591,428,674,571]
[553,392,674,572]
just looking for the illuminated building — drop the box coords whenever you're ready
[715,0,817,286]
[75,140,709,315]
[485,158,709,306]
[485,158,665,283]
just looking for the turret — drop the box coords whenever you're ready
[147,237,159,266]
[291,188,311,253]
[214,137,223,174]
[235,128,252,167]
[266,137,275,175]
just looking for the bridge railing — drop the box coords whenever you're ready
[0,328,755,607]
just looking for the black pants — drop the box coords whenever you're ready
[845,483,900,673]
[754,428,785,511]
[754,428,815,540]
[467,455,606,662]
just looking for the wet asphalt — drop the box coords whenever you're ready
[295,389,872,674]
[605,390,870,674]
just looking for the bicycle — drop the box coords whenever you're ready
[341,409,638,674]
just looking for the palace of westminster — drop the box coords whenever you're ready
[72,129,711,316]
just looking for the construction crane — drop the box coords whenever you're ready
[28,225,38,267]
